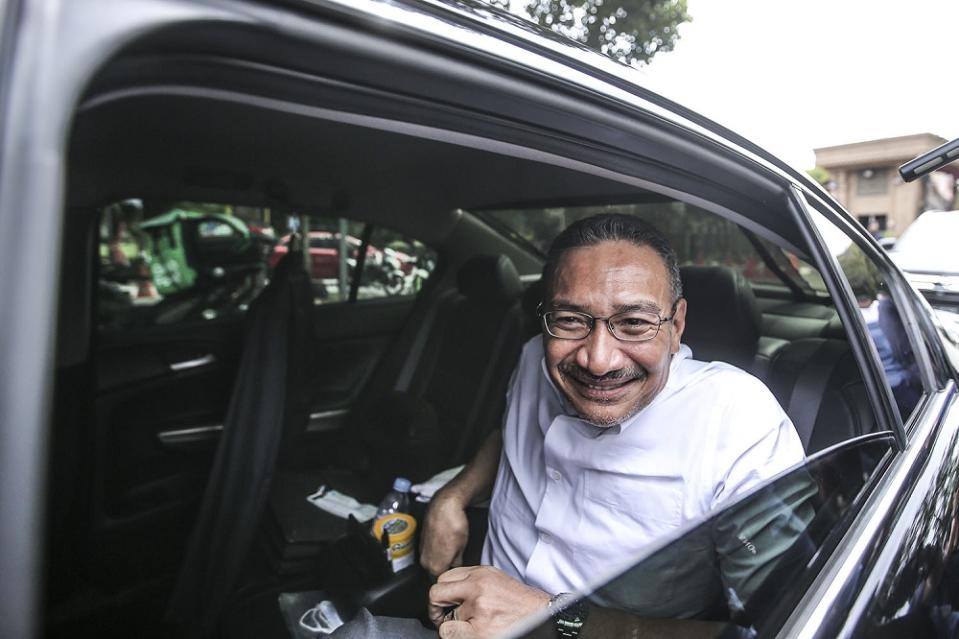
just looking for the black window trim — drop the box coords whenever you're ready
[786,186,906,450]
[800,190,941,440]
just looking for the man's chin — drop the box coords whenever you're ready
[571,400,642,428]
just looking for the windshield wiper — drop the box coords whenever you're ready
[899,136,959,182]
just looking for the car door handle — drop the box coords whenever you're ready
[169,354,216,372]
[157,424,223,446]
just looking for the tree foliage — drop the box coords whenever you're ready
[513,0,690,67]
[807,166,832,187]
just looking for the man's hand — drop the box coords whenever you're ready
[420,488,470,577]
[428,566,551,639]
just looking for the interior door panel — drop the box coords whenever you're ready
[83,296,415,590]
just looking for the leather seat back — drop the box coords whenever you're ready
[680,266,763,373]
[766,337,875,454]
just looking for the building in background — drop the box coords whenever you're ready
[814,133,959,237]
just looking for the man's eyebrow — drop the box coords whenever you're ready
[547,300,664,314]
[548,300,590,313]
[612,301,664,315]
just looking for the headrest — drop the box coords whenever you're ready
[456,254,523,306]
[680,265,761,369]
[521,278,546,337]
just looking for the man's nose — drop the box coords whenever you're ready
[575,322,624,374]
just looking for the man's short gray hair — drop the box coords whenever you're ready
[542,213,683,303]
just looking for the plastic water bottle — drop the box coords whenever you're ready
[376,477,412,519]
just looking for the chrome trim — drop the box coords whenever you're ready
[780,385,955,638]
[169,354,215,371]
[802,431,896,462]
[157,424,223,445]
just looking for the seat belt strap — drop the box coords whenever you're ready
[455,304,519,462]
[787,340,848,449]
[395,289,453,393]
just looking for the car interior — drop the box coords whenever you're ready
[44,18,898,639]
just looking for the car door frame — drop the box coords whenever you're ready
[777,186,959,637]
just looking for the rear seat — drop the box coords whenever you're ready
[766,338,874,454]
[680,265,788,379]
[263,254,525,568]
[679,267,873,454]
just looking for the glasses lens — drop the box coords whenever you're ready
[544,311,591,339]
[609,312,659,341]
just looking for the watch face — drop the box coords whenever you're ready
[552,594,587,638]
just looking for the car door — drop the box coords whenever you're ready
[45,199,439,628]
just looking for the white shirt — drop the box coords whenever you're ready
[481,336,805,595]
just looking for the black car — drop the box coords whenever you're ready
[1,1,959,638]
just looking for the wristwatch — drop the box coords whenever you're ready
[548,592,589,638]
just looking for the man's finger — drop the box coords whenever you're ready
[438,620,477,639]
[429,578,475,607]
[428,580,472,626]
[436,566,475,583]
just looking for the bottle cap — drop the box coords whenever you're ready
[393,477,411,492]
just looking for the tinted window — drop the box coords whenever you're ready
[98,200,273,331]
[482,202,812,293]
[97,202,437,331]
[805,205,926,422]
[518,437,893,637]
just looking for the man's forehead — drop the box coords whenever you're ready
[548,241,672,308]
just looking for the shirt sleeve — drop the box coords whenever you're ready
[707,373,812,616]
[710,374,806,511]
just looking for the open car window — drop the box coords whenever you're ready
[515,435,894,638]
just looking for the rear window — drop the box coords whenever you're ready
[481,202,817,292]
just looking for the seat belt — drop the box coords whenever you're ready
[455,304,521,462]
[787,340,848,450]
[394,289,454,393]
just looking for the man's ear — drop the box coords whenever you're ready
[670,298,687,354]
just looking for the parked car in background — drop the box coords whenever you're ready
[2,1,959,639]
[268,231,415,295]
[887,209,959,311]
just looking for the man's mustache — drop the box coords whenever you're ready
[558,362,647,385]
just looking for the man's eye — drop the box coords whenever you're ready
[554,314,587,326]
[614,316,655,334]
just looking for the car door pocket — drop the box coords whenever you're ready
[108,473,203,519]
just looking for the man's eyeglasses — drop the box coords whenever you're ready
[538,301,679,342]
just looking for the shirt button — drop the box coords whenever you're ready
[548,468,562,481]
[540,532,553,545]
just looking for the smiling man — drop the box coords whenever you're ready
[334,214,804,639]
[417,214,805,639]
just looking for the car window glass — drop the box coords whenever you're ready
[288,216,436,303]
[518,437,893,638]
[287,215,364,304]
[98,203,439,331]
[805,205,926,423]
[360,227,436,300]
[482,202,808,292]
[97,200,274,332]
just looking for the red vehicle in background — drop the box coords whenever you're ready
[269,231,414,294]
